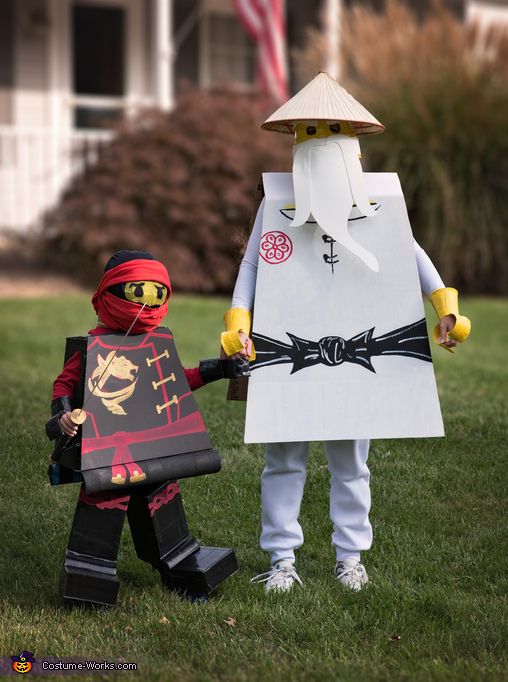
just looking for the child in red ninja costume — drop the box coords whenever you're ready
[46,250,245,606]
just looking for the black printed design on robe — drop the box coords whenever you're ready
[322,235,339,273]
[279,202,381,223]
[251,319,432,375]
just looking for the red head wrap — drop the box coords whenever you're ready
[92,259,172,333]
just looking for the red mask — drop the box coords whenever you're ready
[92,259,172,333]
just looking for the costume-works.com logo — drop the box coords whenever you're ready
[11,651,34,674]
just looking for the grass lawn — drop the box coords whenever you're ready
[0,295,506,681]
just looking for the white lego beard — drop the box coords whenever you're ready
[291,135,379,272]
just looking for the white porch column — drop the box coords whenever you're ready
[154,0,174,111]
[48,0,71,211]
[324,0,341,80]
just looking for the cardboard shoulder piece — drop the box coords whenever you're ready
[58,327,220,493]
[245,172,444,443]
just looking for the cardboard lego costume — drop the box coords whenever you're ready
[245,172,444,443]
[224,72,470,444]
[57,328,220,493]
[48,251,239,607]
[223,72,470,586]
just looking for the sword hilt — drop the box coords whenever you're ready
[70,409,87,425]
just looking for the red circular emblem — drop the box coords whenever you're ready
[259,231,293,264]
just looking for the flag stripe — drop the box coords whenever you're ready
[233,0,262,40]
[234,0,289,102]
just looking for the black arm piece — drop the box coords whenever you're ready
[46,396,73,441]
[198,358,250,384]
[51,396,73,416]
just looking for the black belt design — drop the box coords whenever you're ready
[251,319,432,374]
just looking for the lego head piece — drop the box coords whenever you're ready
[262,71,384,137]
[92,250,172,333]
[105,250,169,308]
[263,72,384,272]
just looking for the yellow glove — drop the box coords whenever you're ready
[428,288,471,348]
[221,308,256,360]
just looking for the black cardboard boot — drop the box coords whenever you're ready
[128,480,238,598]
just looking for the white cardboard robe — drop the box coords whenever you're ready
[245,172,444,443]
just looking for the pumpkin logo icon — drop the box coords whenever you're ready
[11,651,34,674]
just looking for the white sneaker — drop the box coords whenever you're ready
[334,559,368,591]
[251,560,303,593]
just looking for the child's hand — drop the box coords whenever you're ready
[237,332,253,358]
[222,332,252,359]
[59,412,79,437]
[437,315,458,349]
[220,331,255,361]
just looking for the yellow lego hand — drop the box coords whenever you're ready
[220,331,256,361]
[222,307,256,360]
[429,287,471,351]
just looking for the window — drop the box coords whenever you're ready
[72,3,126,128]
[203,12,256,87]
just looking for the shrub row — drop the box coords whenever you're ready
[42,90,290,292]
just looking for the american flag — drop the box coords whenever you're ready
[234,0,289,103]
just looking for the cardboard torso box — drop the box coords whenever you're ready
[59,327,220,493]
[245,172,444,443]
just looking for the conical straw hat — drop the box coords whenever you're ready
[262,71,384,136]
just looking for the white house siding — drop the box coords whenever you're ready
[467,0,508,24]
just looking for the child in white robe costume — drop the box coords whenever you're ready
[221,73,471,592]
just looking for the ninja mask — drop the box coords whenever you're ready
[92,250,172,333]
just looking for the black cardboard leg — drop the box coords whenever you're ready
[128,481,199,569]
[61,490,127,607]
[60,481,238,605]
[128,481,238,597]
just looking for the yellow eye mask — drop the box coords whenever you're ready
[123,281,168,307]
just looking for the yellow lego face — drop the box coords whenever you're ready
[123,281,168,307]
[294,120,356,145]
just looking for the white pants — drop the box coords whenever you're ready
[260,440,372,564]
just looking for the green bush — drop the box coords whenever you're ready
[42,89,291,292]
[298,0,508,294]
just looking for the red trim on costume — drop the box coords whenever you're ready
[81,411,206,457]
[78,488,130,511]
[148,482,181,517]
